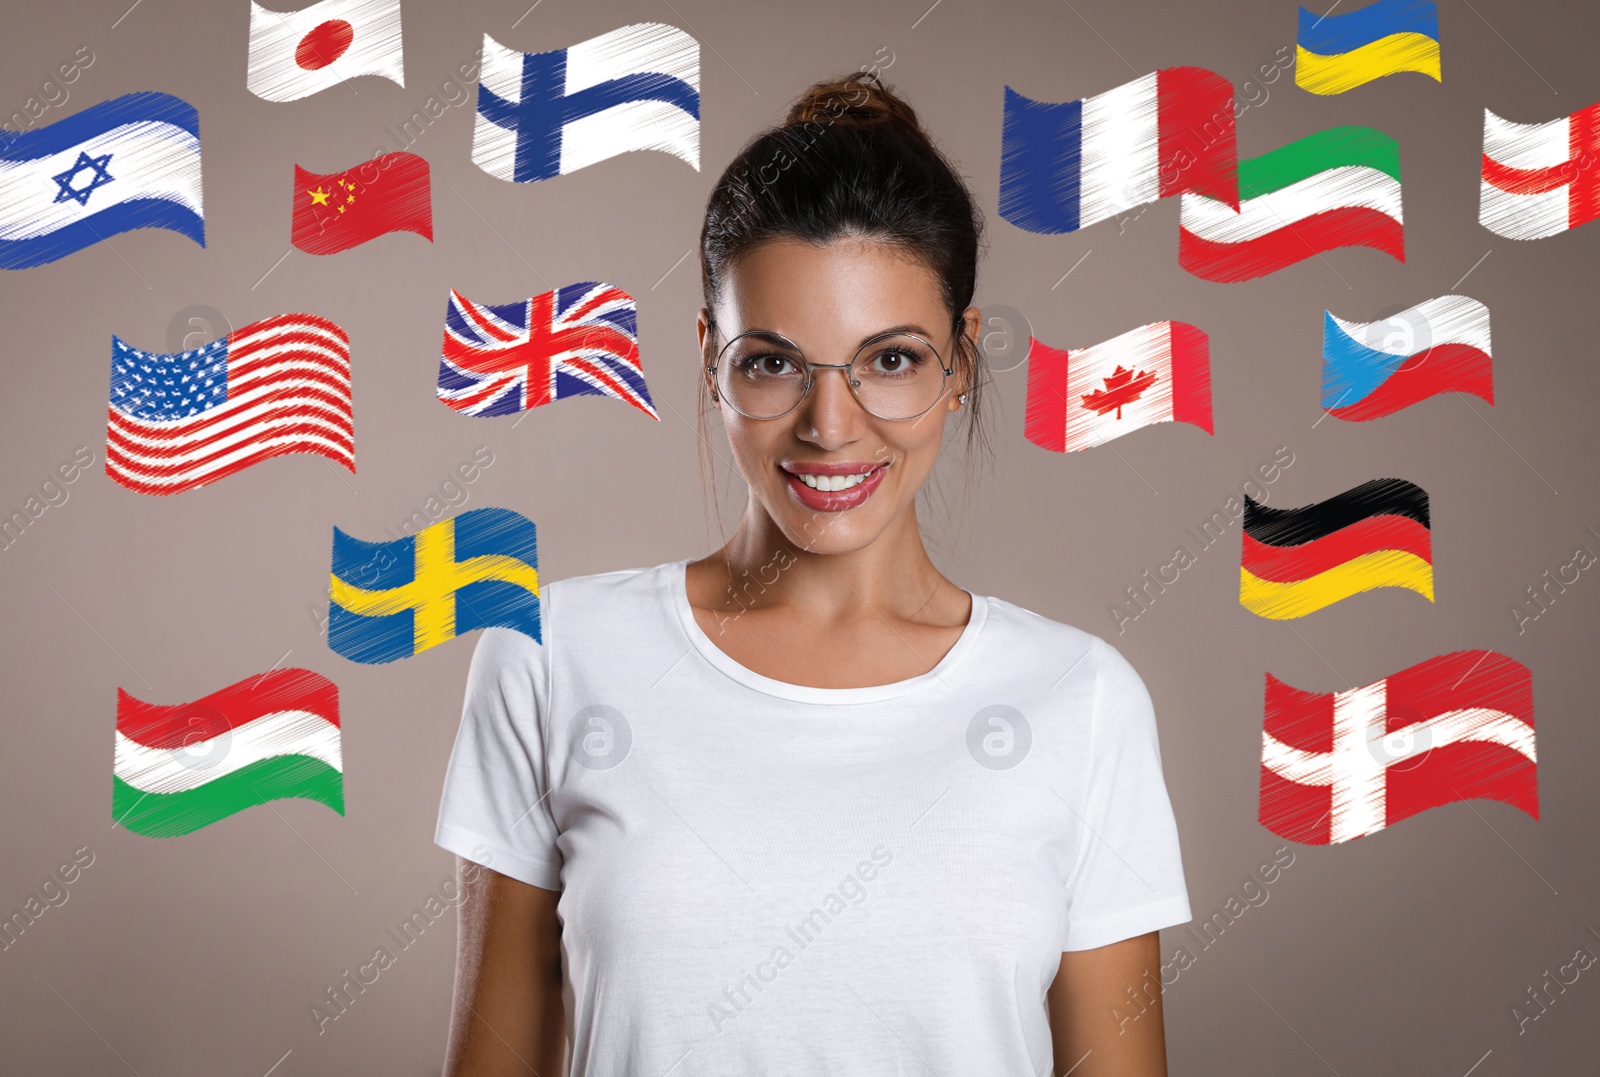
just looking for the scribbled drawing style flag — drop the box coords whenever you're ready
[473,23,700,183]
[291,151,431,255]
[1322,295,1493,420]
[105,315,353,496]
[1241,478,1433,620]
[329,507,540,664]
[1480,103,1600,240]
[1295,0,1442,96]
[1024,321,1212,452]
[438,283,658,420]
[247,0,404,102]
[113,669,342,838]
[999,68,1238,234]
[1260,651,1535,844]
[0,91,202,270]
[1180,126,1403,282]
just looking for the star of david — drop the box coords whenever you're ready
[53,150,115,207]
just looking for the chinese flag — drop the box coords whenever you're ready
[291,151,433,255]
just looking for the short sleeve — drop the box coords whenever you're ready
[1061,635,1191,950]
[434,626,563,890]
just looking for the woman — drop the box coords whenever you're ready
[435,71,1191,1076]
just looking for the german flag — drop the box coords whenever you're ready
[1241,478,1432,619]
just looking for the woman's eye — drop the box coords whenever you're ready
[871,350,924,372]
[739,354,797,375]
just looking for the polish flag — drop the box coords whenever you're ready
[1260,650,1536,845]
[247,0,404,103]
[1024,321,1212,453]
[1480,102,1600,240]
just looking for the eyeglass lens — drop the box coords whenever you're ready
[715,333,947,420]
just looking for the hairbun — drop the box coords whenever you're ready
[784,71,924,135]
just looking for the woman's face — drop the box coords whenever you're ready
[698,236,977,554]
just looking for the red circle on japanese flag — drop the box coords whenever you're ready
[295,20,354,70]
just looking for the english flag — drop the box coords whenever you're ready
[1480,102,1600,239]
[1024,321,1212,452]
[291,151,432,255]
[1260,650,1536,845]
[247,0,404,103]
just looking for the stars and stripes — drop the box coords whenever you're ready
[106,314,354,496]
[437,283,658,420]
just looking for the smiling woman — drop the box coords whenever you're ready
[435,70,1192,1077]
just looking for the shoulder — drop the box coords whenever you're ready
[471,559,675,670]
[979,594,1151,704]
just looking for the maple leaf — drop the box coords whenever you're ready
[1080,365,1158,419]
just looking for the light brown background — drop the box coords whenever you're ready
[2,0,1597,1073]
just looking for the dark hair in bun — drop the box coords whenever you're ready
[698,71,988,453]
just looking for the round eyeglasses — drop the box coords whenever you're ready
[707,328,955,421]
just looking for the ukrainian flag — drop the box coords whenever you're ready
[1296,0,1441,96]
[328,507,540,663]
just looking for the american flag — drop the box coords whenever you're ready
[106,314,354,496]
[437,283,658,420]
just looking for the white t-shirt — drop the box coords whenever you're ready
[434,557,1190,1076]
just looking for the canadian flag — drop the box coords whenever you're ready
[247,0,404,103]
[1260,650,1537,845]
[1480,102,1600,240]
[1024,321,1212,453]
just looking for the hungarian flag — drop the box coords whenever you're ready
[114,669,343,837]
[1179,126,1404,282]
[1260,650,1536,845]
[291,152,432,255]
[1024,321,1212,452]
[247,0,404,103]
[1480,102,1600,240]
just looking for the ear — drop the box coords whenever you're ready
[696,307,719,402]
[947,306,981,409]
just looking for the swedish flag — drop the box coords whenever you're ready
[328,507,540,663]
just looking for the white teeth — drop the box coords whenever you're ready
[795,469,874,491]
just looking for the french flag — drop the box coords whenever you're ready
[1000,67,1239,234]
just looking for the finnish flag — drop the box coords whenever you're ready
[473,22,700,183]
[0,91,203,270]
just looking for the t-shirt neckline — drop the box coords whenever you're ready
[664,557,989,705]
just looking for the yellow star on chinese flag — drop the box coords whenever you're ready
[308,186,330,206]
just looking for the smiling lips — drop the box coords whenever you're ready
[780,460,889,511]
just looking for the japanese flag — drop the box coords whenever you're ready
[247,0,404,103]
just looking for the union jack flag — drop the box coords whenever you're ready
[437,283,658,420]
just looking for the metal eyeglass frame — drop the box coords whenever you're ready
[705,326,957,422]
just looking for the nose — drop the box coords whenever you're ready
[795,364,865,444]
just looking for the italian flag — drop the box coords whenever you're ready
[113,669,343,838]
[1179,126,1404,283]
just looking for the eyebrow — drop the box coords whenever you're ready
[736,323,936,348]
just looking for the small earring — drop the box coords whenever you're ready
[957,393,967,404]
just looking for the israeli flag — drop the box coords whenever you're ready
[0,92,203,270]
[473,23,700,183]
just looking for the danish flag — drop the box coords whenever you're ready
[1260,650,1536,844]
